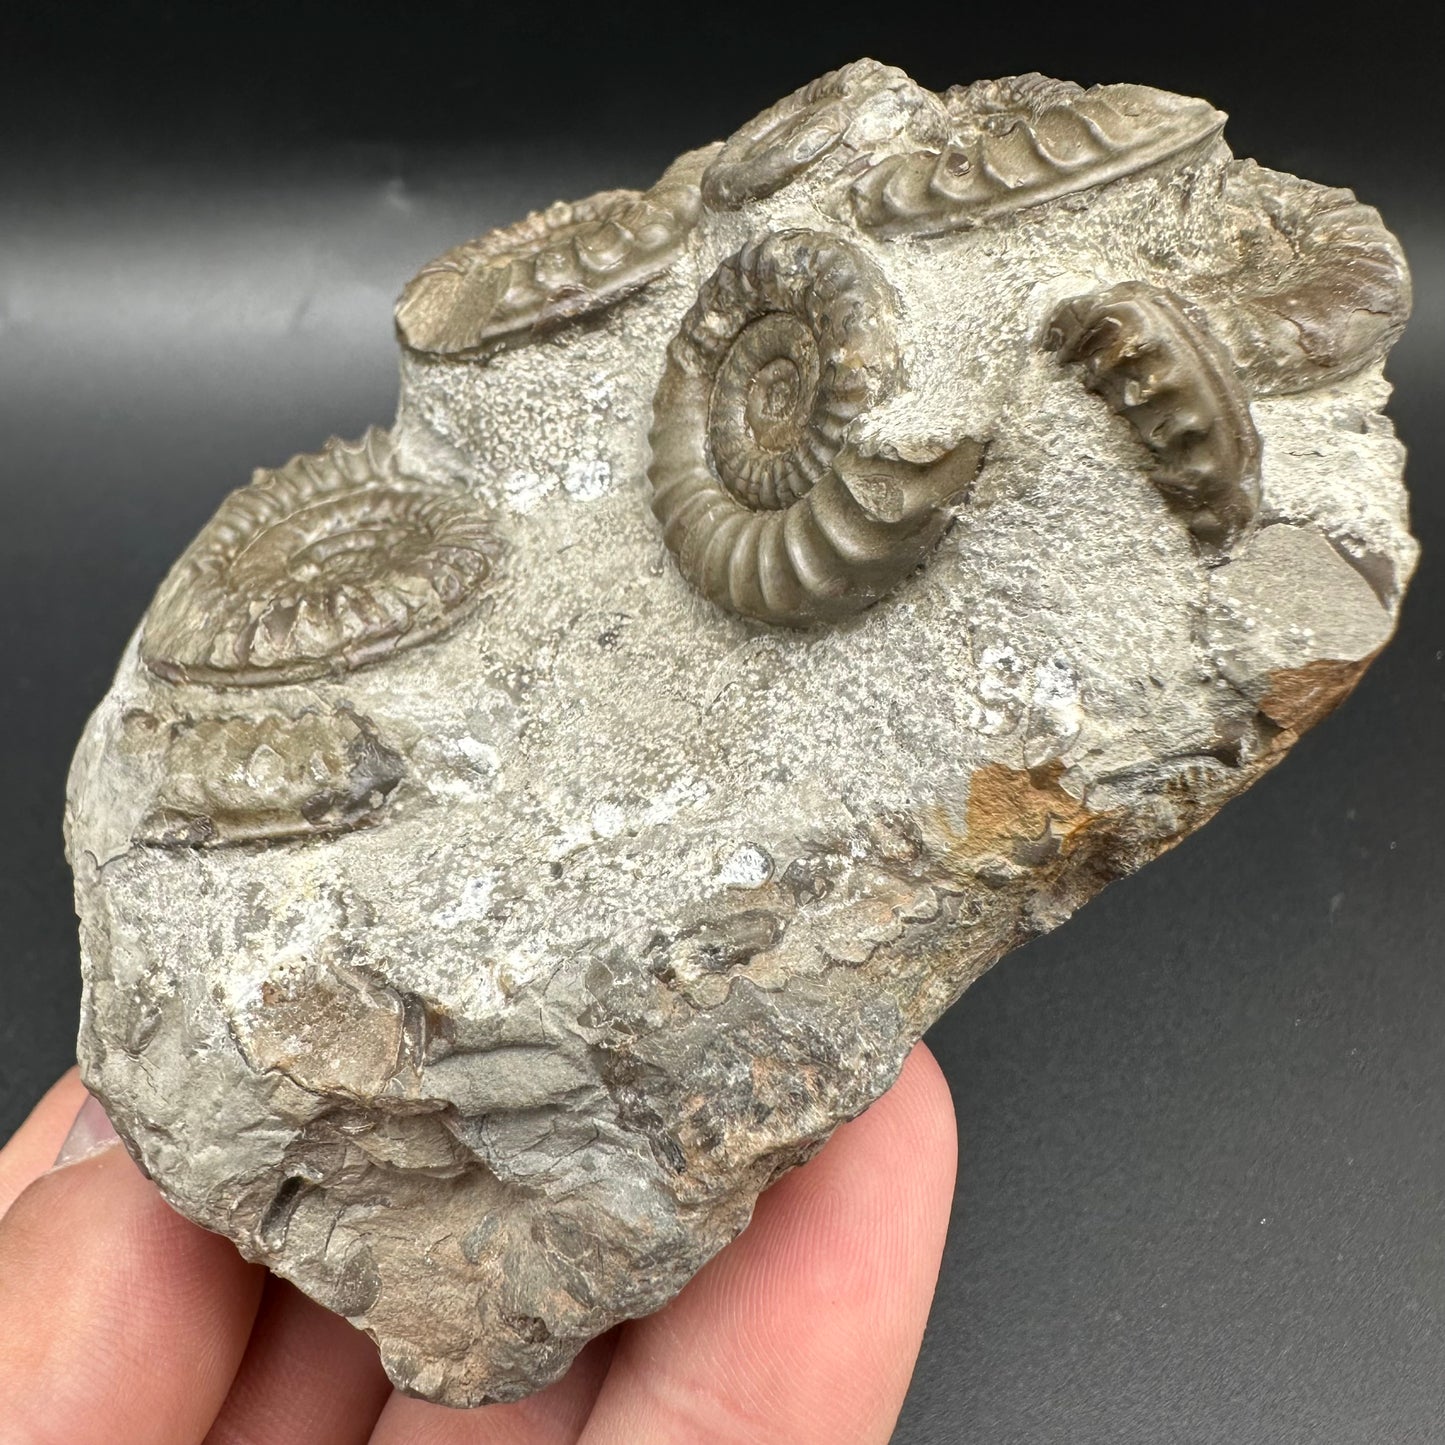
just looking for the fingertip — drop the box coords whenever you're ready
[860,1042,960,1192]
[50,1091,121,1169]
[0,1139,265,1445]
[0,1067,89,1219]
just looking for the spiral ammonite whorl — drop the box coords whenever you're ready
[141,429,496,687]
[648,231,981,627]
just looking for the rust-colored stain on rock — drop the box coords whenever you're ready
[1261,654,1379,738]
[963,761,1098,863]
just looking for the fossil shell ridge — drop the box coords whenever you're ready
[141,428,496,687]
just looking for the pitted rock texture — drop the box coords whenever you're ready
[67,61,1414,1406]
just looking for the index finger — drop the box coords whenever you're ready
[0,1066,88,1220]
[0,1084,266,1444]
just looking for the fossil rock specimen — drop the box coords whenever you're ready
[67,61,1415,1406]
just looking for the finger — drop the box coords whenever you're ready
[577,1042,958,1445]
[0,1067,87,1220]
[203,1276,392,1445]
[0,1095,266,1445]
[366,1329,619,1445]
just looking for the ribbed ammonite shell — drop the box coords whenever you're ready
[141,429,495,687]
[700,59,941,210]
[1046,282,1262,546]
[850,75,1225,238]
[1209,161,1412,396]
[395,147,716,359]
[648,230,981,626]
[127,706,405,848]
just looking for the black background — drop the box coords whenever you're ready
[2,3,1442,1439]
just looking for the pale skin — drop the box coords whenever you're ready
[0,1044,957,1444]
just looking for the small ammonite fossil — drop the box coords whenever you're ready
[1046,282,1262,546]
[849,76,1225,238]
[700,58,946,210]
[396,146,717,359]
[1207,161,1412,396]
[127,706,405,848]
[647,229,981,626]
[141,428,496,687]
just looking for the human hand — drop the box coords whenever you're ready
[0,1045,956,1444]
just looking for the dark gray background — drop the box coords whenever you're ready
[2,3,1441,1439]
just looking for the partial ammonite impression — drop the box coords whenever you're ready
[128,706,405,848]
[647,230,981,626]
[1046,282,1262,546]
[1208,161,1411,395]
[700,59,945,209]
[142,429,495,687]
[396,146,716,359]
[849,75,1225,237]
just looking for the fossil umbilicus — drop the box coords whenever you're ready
[67,61,1414,1405]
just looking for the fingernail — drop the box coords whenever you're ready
[52,1092,121,1168]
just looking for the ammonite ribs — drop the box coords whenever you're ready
[141,428,496,687]
[1046,282,1262,546]
[647,230,980,625]
[129,708,405,848]
[850,77,1225,237]
[701,58,944,209]
[396,146,718,358]
[1213,161,1412,395]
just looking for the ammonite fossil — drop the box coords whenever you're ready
[1046,282,1262,546]
[647,229,981,626]
[1209,161,1412,395]
[849,76,1225,237]
[395,146,716,358]
[141,428,495,687]
[700,58,945,210]
[128,706,405,849]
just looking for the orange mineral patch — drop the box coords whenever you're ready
[1260,654,1378,739]
[962,760,1099,863]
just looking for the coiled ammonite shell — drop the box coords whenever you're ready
[701,59,938,209]
[1046,282,1262,546]
[850,76,1225,238]
[1210,162,1412,396]
[648,230,981,625]
[141,429,495,687]
[128,706,405,848]
[395,147,716,359]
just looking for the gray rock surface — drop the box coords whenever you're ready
[66,62,1414,1405]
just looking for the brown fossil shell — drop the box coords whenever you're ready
[1046,281,1262,546]
[647,230,981,626]
[850,75,1226,238]
[128,706,405,848]
[1211,161,1412,395]
[141,429,495,687]
[395,147,717,359]
[700,59,938,210]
